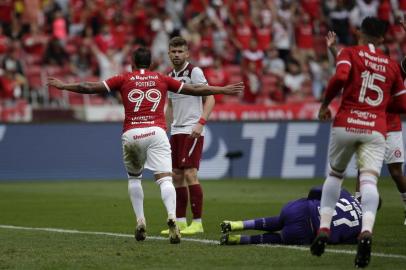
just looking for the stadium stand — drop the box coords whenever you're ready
[0,0,405,111]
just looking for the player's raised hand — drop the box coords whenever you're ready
[222,82,244,95]
[318,105,332,121]
[47,77,65,89]
[326,31,337,48]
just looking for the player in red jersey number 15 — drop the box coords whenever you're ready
[47,47,243,244]
[310,17,406,268]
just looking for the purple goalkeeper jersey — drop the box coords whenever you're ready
[308,189,362,244]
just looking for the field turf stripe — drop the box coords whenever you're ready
[1,224,405,260]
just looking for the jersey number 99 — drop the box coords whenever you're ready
[128,89,162,112]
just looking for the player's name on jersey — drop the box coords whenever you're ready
[358,50,388,72]
[135,81,156,87]
[364,60,386,72]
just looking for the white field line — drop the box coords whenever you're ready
[1,224,405,260]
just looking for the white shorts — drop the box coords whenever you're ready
[121,127,172,175]
[384,131,404,164]
[329,127,386,175]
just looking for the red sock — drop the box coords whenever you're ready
[175,186,188,218]
[188,184,203,219]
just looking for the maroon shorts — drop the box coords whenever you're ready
[170,134,204,170]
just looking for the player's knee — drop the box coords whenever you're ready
[184,168,198,184]
[155,176,173,186]
[328,166,344,179]
[359,172,378,187]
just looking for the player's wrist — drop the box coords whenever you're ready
[198,117,207,125]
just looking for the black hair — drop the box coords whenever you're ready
[133,47,151,69]
[360,17,388,39]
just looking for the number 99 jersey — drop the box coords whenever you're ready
[103,69,184,133]
[333,44,405,136]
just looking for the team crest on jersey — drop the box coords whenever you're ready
[183,70,189,77]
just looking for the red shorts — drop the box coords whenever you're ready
[170,134,204,170]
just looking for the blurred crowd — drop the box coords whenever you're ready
[0,0,406,107]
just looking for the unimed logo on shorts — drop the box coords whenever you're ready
[133,131,155,140]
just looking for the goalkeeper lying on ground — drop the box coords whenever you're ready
[220,186,368,245]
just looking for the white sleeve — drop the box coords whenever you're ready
[191,67,208,85]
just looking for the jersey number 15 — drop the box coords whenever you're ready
[359,70,385,106]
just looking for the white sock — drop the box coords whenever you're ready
[156,176,177,220]
[360,172,379,233]
[401,192,406,211]
[192,218,202,223]
[128,178,145,224]
[320,173,343,229]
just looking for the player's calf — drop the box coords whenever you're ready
[310,228,330,257]
[354,231,372,268]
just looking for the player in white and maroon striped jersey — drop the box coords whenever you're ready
[161,36,215,235]
[310,17,406,268]
[47,47,243,244]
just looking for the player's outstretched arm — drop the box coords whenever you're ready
[180,82,244,96]
[47,77,107,94]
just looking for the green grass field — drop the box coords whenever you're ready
[0,178,405,269]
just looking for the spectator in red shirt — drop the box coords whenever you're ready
[22,24,48,58]
[242,61,261,104]
[294,12,315,63]
[94,24,116,53]
[242,39,264,73]
[255,19,272,51]
[1,44,27,100]
[232,13,253,51]
[377,0,392,23]
[301,0,321,20]
[205,57,230,103]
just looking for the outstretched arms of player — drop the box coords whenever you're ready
[179,82,244,96]
[47,77,107,94]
